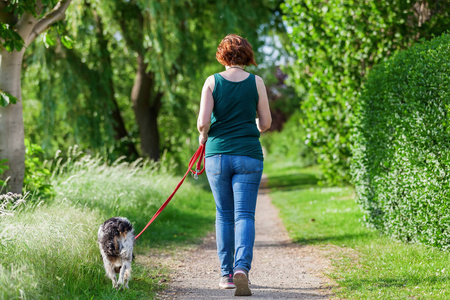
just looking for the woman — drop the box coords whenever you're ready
[197,34,271,296]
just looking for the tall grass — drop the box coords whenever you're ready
[0,148,215,299]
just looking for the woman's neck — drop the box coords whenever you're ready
[226,65,245,70]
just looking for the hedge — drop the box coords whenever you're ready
[352,33,450,249]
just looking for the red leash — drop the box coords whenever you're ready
[134,144,206,240]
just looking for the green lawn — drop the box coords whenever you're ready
[264,159,450,299]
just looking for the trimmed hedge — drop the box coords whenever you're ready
[352,33,450,249]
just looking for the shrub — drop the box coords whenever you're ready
[0,159,8,189]
[351,33,450,249]
[23,139,53,197]
[281,0,450,185]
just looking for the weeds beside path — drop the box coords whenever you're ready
[0,156,216,300]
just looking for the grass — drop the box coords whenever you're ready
[0,153,215,299]
[264,158,450,299]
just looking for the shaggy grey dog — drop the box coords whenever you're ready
[98,217,135,289]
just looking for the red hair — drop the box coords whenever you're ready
[216,34,257,67]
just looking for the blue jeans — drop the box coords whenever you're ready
[205,154,263,276]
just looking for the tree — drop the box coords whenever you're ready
[0,0,72,193]
[18,0,282,168]
[96,0,278,161]
[281,0,450,185]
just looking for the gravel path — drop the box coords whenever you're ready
[156,178,335,299]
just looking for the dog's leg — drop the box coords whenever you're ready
[118,232,134,289]
[102,257,118,289]
[117,265,125,286]
[123,261,132,289]
[117,261,132,289]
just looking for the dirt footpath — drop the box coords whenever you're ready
[156,179,335,299]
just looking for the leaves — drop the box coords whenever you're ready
[281,0,450,185]
[0,159,9,174]
[60,35,74,49]
[352,33,450,250]
[43,32,56,48]
[1,2,74,52]
[0,159,9,188]
[0,90,18,107]
[0,23,25,52]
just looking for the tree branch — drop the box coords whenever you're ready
[26,0,72,45]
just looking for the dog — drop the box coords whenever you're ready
[98,217,135,289]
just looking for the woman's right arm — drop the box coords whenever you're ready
[255,75,272,132]
[197,75,215,144]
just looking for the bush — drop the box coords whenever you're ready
[23,139,53,197]
[351,33,450,249]
[0,159,8,189]
[281,0,450,185]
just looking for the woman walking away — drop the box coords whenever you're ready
[197,34,272,296]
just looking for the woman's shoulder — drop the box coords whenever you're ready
[203,74,216,92]
[254,74,264,83]
[253,75,265,89]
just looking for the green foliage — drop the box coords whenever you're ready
[22,0,282,163]
[0,23,24,52]
[0,159,9,189]
[5,0,59,17]
[0,0,67,52]
[352,33,450,249]
[261,111,316,168]
[0,89,18,107]
[281,0,450,185]
[23,139,53,197]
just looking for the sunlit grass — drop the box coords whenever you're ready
[265,158,450,299]
[0,152,215,299]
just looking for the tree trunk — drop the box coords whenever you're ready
[0,0,72,194]
[131,54,162,161]
[92,7,139,158]
[0,49,26,193]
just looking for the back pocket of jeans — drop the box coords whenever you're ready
[236,156,263,174]
[206,155,221,175]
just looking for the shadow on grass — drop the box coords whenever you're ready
[267,172,319,190]
[293,232,375,245]
[132,205,216,248]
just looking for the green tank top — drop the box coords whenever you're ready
[205,73,263,161]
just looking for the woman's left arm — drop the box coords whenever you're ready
[197,75,215,144]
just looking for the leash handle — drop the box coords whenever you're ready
[190,143,205,179]
[134,144,206,240]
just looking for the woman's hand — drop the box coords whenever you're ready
[199,134,208,145]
